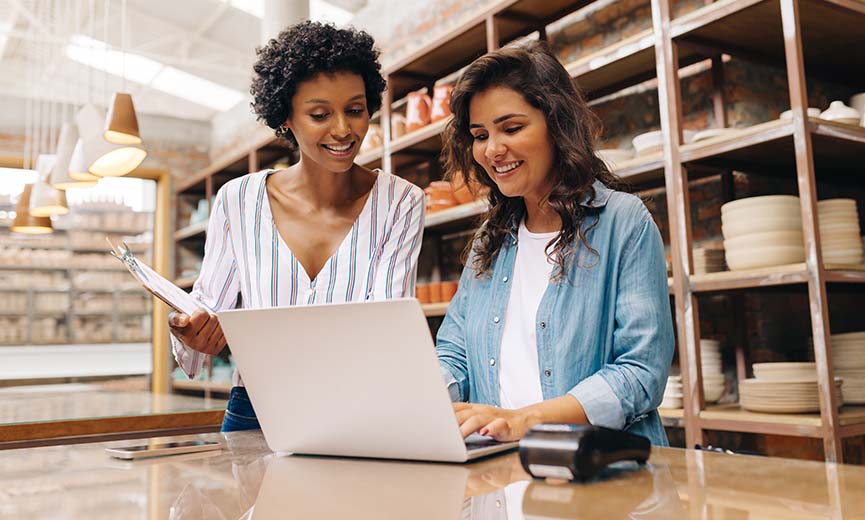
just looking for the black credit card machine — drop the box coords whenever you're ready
[518,424,651,482]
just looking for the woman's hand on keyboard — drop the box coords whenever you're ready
[453,402,540,442]
[169,308,227,356]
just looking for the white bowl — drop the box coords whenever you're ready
[818,199,857,211]
[632,130,696,155]
[704,384,724,403]
[721,206,802,228]
[724,230,803,250]
[721,195,800,215]
[725,245,805,270]
[722,217,803,239]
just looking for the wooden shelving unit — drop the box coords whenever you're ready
[169,0,865,462]
[653,0,865,462]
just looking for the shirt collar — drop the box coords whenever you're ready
[506,179,613,233]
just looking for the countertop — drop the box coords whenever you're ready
[0,386,226,447]
[2,430,865,519]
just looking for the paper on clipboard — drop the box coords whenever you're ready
[107,239,203,316]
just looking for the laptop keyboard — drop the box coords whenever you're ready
[465,437,503,450]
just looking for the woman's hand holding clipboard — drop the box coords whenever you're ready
[108,239,226,356]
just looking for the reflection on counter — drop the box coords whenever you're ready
[3,429,865,519]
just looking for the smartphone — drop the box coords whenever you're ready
[105,440,222,460]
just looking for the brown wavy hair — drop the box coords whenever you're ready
[443,41,622,279]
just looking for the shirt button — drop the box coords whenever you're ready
[493,316,500,324]
[502,276,509,283]
[490,358,496,366]
[544,369,552,377]
[540,322,546,329]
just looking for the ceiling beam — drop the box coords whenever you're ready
[181,2,231,59]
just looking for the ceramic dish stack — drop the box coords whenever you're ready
[693,247,726,274]
[721,195,805,270]
[700,339,726,403]
[740,362,843,413]
[631,130,696,156]
[661,374,683,409]
[596,149,633,170]
[832,331,865,404]
[818,199,863,265]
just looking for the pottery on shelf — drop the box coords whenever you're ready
[819,100,861,125]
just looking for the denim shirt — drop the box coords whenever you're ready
[436,180,674,446]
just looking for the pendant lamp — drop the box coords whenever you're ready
[51,123,99,189]
[30,154,69,217]
[11,184,53,234]
[104,92,141,144]
[74,103,146,177]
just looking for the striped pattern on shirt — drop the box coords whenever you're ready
[171,169,425,384]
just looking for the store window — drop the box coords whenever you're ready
[0,172,222,432]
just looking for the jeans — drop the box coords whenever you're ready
[222,386,261,432]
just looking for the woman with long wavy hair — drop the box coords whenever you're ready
[436,41,674,445]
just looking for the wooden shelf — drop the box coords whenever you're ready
[659,407,684,428]
[385,0,593,101]
[175,276,197,290]
[390,117,451,172]
[356,148,383,169]
[422,302,450,317]
[425,200,488,231]
[699,403,865,439]
[172,380,233,394]
[670,0,865,87]
[565,28,704,100]
[175,221,208,241]
[689,263,865,292]
[614,154,665,184]
[679,117,865,175]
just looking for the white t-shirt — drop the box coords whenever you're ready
[498,219,557,410]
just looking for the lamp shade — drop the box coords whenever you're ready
[52,123,99,189]
[104,92,142,144]
[75,103,146,177]
[30,154,69,217]
[12,184,53,234]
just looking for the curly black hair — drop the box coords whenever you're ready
[250,21,387,146]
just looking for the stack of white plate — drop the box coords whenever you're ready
[693,248,726,274]
[701,339,726,403]
[721,195,805,270]
[631,130,696,156]
[661,375,683,409]
[833,331,865,404]
[818,199,863,265]
[740,362,843,413]
[596,149,634,169]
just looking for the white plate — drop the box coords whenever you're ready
[833,331,865,341]
[818,199,857,211]
[723,230,803,250]
[722,217,802,239]
[780,108,821,119]
[596,149,634,168]
[725,245,805,270]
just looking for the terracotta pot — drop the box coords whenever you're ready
[405,91,432,133]
[428,282,443,303]
[430,84,453,123]
[441,280,458,301]
[416,284,431,304]
[424,181,458,212]
[450,173,486,204]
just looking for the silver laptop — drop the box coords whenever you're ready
[217,298,517,462]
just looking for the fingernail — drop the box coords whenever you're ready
[480,428,489,436]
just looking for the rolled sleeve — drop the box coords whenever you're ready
[568,373,626,430]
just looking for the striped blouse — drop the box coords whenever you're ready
[172,169,425,385]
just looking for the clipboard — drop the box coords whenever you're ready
[108,239,204,316]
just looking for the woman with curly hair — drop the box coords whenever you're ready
[436,42,674,445]
[168,21,425,432]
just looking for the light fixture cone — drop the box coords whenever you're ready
[104,92,142,144]
[12,184,53,234]
[76,103,146,177]
[68,138,104,182]
[30,154,69,217]
[51,123,98,189]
